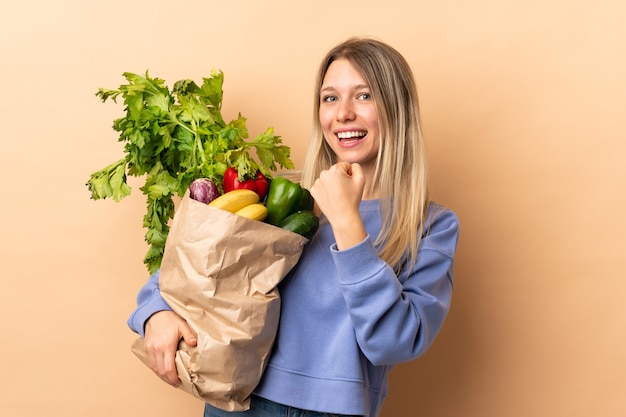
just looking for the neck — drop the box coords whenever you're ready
[361,176,381,200]
[360,161,380,200]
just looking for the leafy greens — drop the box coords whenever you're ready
[86,71,294,273]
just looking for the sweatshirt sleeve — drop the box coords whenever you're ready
[331,208,459,366]
[127,270,173,337]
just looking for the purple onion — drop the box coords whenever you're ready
[189,178,220,204]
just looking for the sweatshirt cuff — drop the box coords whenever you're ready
[330,235,385,285]
[127,288,172,338]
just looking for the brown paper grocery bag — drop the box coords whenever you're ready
[131,191,308,411]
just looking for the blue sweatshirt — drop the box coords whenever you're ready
[128,199,459,417]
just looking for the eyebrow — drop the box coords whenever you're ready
[320,83,370,93]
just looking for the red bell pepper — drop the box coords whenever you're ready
[254,171,270,200]
[223,167,269,200]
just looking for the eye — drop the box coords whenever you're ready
[357,92,372,100]
[321,95,337,103]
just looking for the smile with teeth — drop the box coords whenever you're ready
[337,131,367,141]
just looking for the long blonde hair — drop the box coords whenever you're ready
[301,37,431,271]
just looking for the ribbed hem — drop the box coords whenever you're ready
[254,364,384,416]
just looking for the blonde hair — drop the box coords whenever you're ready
[301,37,431,271]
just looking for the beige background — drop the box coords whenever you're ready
[1,1,624,416]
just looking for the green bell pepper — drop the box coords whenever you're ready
[265,177,313,225]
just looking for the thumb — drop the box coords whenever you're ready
[180,323,198,347]
[349,163,366,184]
[349,163,363,178]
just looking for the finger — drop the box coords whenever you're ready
[349,162,364,179]
[144,338,179,386]
[161,351,181,387]
[350,164,366,190]
[145,347,158,375]
[180,324,198,347]
[149,344,179,386]
[331,161,351,174]
[144,338,162,373]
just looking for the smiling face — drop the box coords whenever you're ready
[319,58,381,175]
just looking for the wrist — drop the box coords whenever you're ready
[330,215,367,251]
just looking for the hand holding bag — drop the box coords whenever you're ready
[132,191,307,411]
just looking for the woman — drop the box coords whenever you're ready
[128,37,459,417]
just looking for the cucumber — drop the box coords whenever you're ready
[277,210,319,239]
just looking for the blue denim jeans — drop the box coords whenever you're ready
[203,395,362,417]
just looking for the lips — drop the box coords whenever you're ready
[337,130,367,141]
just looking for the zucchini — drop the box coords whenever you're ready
[277,210,319,239]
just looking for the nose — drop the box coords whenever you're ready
[336,99,356,122]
